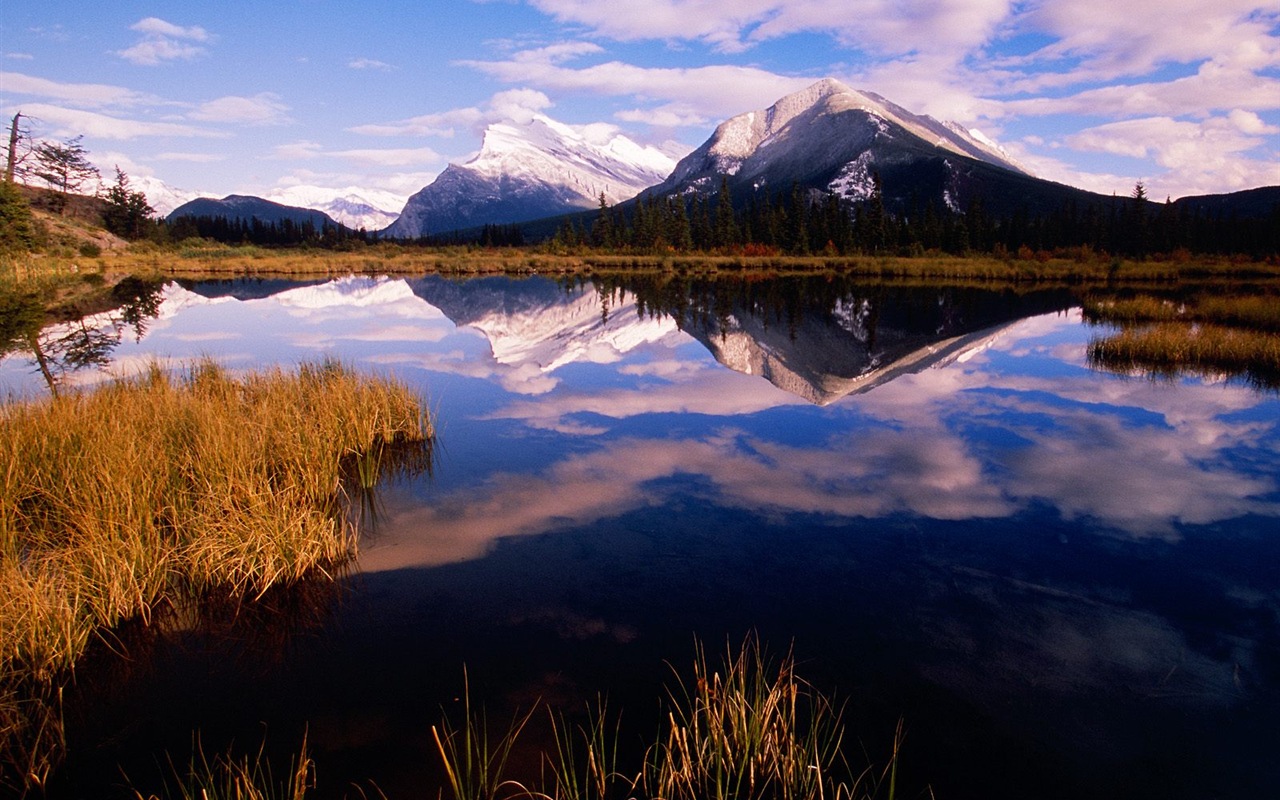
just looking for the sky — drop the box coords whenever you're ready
[2,0,1279,212]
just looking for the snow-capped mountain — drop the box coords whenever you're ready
[383,115,685,238]
[266,186,403,231]
[128,175,205,217]
[409,276,681,374]
[647,78,1098,217]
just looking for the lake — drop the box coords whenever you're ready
[3,272,1277,799]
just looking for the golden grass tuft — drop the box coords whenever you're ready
[1,359,430,680]
[1,359,431,792]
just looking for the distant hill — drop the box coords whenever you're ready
[1170,186,1280,218]
[167,195,343,228]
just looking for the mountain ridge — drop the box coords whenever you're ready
[382,113,683,238]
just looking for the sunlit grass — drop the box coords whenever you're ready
[1083,293,1280,332]
[0,359,431,792]
[1088,322,1280,389]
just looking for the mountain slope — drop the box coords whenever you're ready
[384,115,682,238]
[647,78,1103,217]
[166,195,343,228]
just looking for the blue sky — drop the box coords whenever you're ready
[2,0,1278,210]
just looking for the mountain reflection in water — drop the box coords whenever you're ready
[1,274,1276,800]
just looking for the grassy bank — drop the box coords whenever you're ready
[11,236,1280,287]
[0,360,431,791]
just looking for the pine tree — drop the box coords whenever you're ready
[101,167,155,240]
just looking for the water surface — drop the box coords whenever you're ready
[3,274,1276,799]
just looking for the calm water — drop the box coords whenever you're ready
[4,274,1277,799]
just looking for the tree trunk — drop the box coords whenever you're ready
[4,112,20,183]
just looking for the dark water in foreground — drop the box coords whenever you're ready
[3,274,1277,799]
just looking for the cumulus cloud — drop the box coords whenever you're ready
[117,17,212,66]
[1062,115,1280,197]
[457,46,812,125]
[525,0,1013,57]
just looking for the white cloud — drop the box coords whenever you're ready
[7,102,225,140]
[4,53,34,61]
[350,87,555,138]
[154,151,227,163]
[1016,0,1280,81]
[130,17,211,42]
[189,93,292,126]
[458,47,812,126]
[270,140,441,167]
[525,0,1014,56]
[1061,114,1280,197]
[348,58,396,71]
[117,18,213,66]
[0,71,159,108]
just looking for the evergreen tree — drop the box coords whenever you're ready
[714,175,738,248]
[0,179,39,251]
[101,167,155,240]
[591,192,614,248]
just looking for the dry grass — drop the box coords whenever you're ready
[61,243,1280,285]
[432,637,901,800]
[1088,322,1280,389]
[0,360,431,793]
[1083,293,1280,332]
[1,359,430,679]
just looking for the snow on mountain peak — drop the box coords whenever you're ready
[465,113,681,205]
[691,79,1026,181]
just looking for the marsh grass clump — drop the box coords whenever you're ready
[433,638,901,800]
[1087,322,1280,390]
[1084,292,1280,388]
[0,360,431,791]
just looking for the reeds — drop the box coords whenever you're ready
[1088,322,1280,390]
[0,360,430,792]
[1084,292,1280,389]
[641,638,877,800]
[132,733,315,800]
[432,637,902,800]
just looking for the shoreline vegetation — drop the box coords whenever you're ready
[129,638,903,800]
[0,360,432,793]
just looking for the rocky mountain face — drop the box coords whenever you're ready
[383,115,682,238]
[645,78,1103,217]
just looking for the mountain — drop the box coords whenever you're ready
[265,185,403,231]
[1169,186,1280,218]
[383,115,684,239]
[408,275,681,373]
[646,78,1101,217]
[127,175,203,217]
[682,286,1074,404]
[166,194,343,228]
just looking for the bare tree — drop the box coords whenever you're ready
[3,112,36,183]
